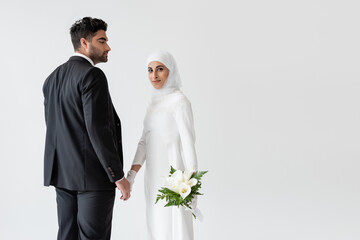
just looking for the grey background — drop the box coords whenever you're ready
[0,0,359,239]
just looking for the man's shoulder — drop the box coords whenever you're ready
[55,57,98,76]
[46,57,85,74]
[43,57,94,87]
[43,62,66,89]
[43,57,107,92]
[85,66,106,78]
[67,56,94,70]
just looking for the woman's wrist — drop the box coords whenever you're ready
[131,164,142,172]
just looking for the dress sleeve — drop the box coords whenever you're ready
[174,100,198,171]
[132,129,146,166]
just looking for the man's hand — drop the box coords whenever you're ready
[115,178,131,201]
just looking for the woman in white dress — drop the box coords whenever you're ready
[126,50,198,240]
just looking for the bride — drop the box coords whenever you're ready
[126,50,198,240]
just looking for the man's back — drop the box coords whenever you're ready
[43,56,123,191]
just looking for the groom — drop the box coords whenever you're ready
[43,17,130,240]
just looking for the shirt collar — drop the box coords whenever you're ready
[73,52,95,66]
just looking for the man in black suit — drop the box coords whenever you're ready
[43,17,130,240]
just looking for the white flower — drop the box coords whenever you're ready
[183,170,194,181]
[173,170,184,180]
[183,170,198,187]
[178,182,191,199]
[166,177,180,193]
[166,169,197,195]
[187,178,198,187]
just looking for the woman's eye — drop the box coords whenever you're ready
[157,68,163,71]
[148,69,153,73]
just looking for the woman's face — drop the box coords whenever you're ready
[148,61,169,89]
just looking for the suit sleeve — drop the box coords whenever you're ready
[42,80,48,125]
[81,67,124,182]
[132,129,146,166]
[174,100,198,171]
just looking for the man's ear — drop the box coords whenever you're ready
[80,37,88,51]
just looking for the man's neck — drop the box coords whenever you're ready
[74,51,95,66]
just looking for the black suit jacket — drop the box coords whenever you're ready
[43,56,124,191]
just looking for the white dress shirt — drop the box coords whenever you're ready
[73,52,95,66]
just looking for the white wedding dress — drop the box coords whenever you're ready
[132,89,198,240]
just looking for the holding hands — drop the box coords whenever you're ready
[115,165,141,201]
[115,178,131,201]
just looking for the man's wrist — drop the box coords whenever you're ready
[115,176,124,183]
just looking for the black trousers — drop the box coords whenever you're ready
[55,187,115,240]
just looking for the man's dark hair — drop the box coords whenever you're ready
[70,17,107,50]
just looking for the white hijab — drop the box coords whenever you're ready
[147,50,182,97]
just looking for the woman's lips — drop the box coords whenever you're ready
[152,80,161,84]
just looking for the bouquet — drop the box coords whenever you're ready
[155,166,207,219]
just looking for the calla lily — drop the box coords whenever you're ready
[187,178,198,187]
[167,169,197,194]
[183,169,197,187]
[178,182,191,199]
[183,170,194,182]
[172,170,184,181]
[166,177,180,193]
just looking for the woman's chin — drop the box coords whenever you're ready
[152,85,164,89]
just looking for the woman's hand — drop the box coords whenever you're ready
[126,170,137,191]
[190,195,197,211]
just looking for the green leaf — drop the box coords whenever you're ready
[170,166,176,175]
[192,170,208,181]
